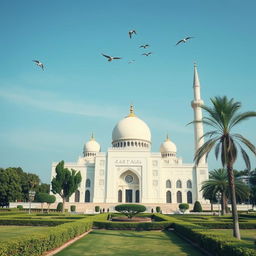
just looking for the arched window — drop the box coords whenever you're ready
[75,190,80,202]
[124,142,126,147]
[135,142,137,146]
[166,191,172,203]
[136,190,140,203]
[177,191,182,203]
[127,141,130,146]
[131,141,134,146]
[166,180,171,188]
[187,180,192,188]
[86,179,91,188]
[187,191,192,204]
[176,180,182,188]
[85,190,90,202]
[118,190,122,203]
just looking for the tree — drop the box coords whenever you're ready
[35,192,49,212]
[45,194,56,212]
[51,161,82,213]
[36,183,50,194]
[249,169,256,208]
[0,168,22,207]
[115,204,146,219]
[191,96,256,239]
[179,203,189,214]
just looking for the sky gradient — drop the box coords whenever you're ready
[0,0,256,183]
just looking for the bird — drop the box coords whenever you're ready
[128,60,135,64]
[128,30,137,39]
[142,52,152,56]
[139,44,150,49]
[101,53,122,62]
[176,36,194,45]
[32,60,44,70]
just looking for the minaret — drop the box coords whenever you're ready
[191,63,205,164]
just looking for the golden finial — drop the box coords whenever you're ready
[127,104,136,117]
[90,132,95,140]
[166,134,170,141]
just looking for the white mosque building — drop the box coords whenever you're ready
[51,65,209,211]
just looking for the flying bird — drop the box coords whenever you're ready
[139,44,150,49]
[32,60,44,70]
[128,30,137,39]
[142,52,152,56]
[176,36,194,45]
[101,53,122,62]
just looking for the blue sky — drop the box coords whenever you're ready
[0,0,256,183]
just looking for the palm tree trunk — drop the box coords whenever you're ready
[210,201,213,212]
[62,197,65,213]
[227,164,241,239]
[223,194,228,214]
[221,194,226,215]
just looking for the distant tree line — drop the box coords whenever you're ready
[0,167,50,207]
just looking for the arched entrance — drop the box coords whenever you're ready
[118,170,140,203]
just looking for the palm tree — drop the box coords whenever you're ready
[201,169,249,215]
[192,96,256,239]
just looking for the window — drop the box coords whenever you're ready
[166,180,171,188]
[187,180,192,188]
[136,190,140,203]
[86,179,91,188]
[177,191,182,203]
[187,191,192,204]
[166,191,172,203]
[118,190,122,203]
[85,190,90,202]
[75,190,80,202]
[176,180,182,188]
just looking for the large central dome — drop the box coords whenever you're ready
[112,106,151,149]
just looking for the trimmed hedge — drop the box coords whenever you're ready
[173,221,256,256]
[93,220,172,230]
[0,218,72,226]
[0,217,94,256]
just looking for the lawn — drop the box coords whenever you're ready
[55,230,204,256]
[0,225,50,241]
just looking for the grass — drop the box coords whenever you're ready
[0,225,50,241]
[55,230,204,256]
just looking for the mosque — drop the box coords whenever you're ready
[51,65,209,210]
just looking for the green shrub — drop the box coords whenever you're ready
[70,205,76,212]
[115,204,146,219]
[95,206,100,212]
[17,205,23,210]
[193,201,202,212]
[156,206,161,213]
[179,203,189,213]
[57,202,63,212]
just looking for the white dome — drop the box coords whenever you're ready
[112,106,151,143]
[160,136,177,153]
[84,135,100,154]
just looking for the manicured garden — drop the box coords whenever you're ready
[55,230,204,256]
[0,210,255,256]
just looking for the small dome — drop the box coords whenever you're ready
[112,105,151,144]
[160,135,177,154]
[83,134,100,156]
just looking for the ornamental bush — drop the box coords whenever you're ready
[95,206,100,212]
[57,202,63,212]
[70,205,76,212]
[179,203,189,214]
[156,206,161,213]
[193,201,202,212]
[17,205,23,210]
[115,204,146,219]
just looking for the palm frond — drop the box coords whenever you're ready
[229,112,256,129]
[233,134,256,156]
[194,137,219,165]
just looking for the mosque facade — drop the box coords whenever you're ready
[51,65,209,207]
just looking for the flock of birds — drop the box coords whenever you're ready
[32,30,193,70]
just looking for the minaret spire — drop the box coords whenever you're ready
[191,63,205,164]
[127,104,136,117]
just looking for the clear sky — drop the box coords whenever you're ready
[0,0,256,183]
